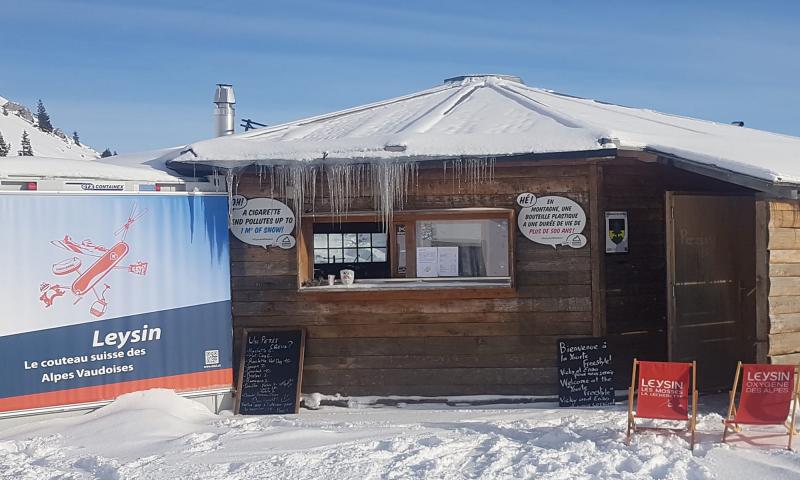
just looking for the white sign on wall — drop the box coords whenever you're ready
[230,195,296,249]
[605,211,629,253]
[517,193,587,249]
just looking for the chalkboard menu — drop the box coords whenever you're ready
[235,329,306,415]
[557,337,614,407]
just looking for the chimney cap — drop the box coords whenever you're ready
[214,84,236,104]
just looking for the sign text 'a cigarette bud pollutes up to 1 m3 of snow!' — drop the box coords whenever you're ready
[230,195,296,249]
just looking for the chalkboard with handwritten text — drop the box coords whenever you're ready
[235,329,305,415]
[557,337,614,407]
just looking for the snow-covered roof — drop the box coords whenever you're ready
[0,156,182,183]
[170,74,800,186]
[96,146,188,180]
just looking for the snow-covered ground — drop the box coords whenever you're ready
[1,389,800,479]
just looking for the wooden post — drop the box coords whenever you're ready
[691,360,697,450]
[789,367,799,450]
[754,197,770,364]
[665,192,676,361]
[723,362,742,443]
[589,163,606,337]
[297,219,314,287]
[626,358,638,445]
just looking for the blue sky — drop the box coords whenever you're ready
[2,0,799,154]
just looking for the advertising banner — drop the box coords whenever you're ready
[737,364,796,424]
[636,361,691,420]
[0,193,232,414]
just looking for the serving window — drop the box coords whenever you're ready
[415,219,509,277]
[299,209,514,291]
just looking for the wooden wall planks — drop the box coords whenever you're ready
[231,161,595,396]
[230,156,774,395]
[766,199,800,363]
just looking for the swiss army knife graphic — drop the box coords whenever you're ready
[39,203,148,317]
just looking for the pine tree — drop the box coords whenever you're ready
[101,148,113,158]
[36,99,53,133]
[72,131,80,146]
[18,130,33,156]
[113,150,117,156]
[0,131,9,157]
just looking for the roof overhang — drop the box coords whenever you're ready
[165,147,619,177]
[638,148,799,199]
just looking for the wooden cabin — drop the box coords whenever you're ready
[167,74,800,396]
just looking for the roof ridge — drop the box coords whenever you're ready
[394,84,480,136]
[236,83,456,140]
[514,83,785,138]
[489,82,600,133]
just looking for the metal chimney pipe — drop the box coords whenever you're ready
[214,84,236,137]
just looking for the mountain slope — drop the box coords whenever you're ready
[0,95,99,159]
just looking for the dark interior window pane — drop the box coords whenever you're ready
[312,222,391,279]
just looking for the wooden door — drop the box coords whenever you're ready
[667,194,756,390]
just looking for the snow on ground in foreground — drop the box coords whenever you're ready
[2,390,800,479]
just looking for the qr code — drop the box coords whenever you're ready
[205,349,220,366]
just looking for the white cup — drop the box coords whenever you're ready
[327,275,335,286]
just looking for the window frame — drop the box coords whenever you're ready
[298,208,516,293]
[313,231,388,265]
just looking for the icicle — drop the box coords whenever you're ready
[212,167,220,192]
[218,158,471,235]
[225,169,236,227]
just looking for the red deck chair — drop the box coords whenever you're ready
[626,359,698,449]
[722,362,800,450]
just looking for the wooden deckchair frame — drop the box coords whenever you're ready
[722,361,800,450]
[626,358,698,450]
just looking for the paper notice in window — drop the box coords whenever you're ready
[437,247,459,277]
[416,247,438,277]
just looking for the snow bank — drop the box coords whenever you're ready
[0,156,183,183]
[2,389,800,479]
[169,75,800,186]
